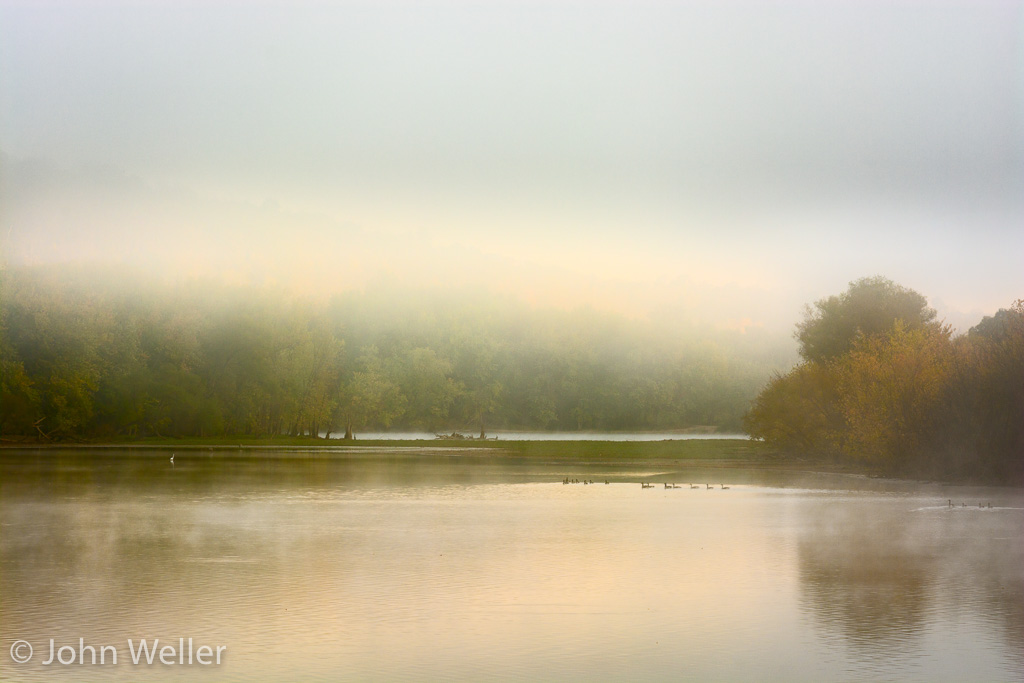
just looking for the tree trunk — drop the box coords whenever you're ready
[344,423,353,440]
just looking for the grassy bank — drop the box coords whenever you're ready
[2,435,782,463]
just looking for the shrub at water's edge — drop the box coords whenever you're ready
[745,277,1024,482]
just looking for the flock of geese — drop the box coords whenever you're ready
[949,499,992,509]
[166,457,997,510]
[648,482,730,490]
[562,478,730,489]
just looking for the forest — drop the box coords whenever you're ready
[0,266,793,441]
[745,277,1024,481]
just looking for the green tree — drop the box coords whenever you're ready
[796,276,936,363]
[450,332,506,438]
[335,346,407,439]
[392,347,458,430]
[1,270,110,438]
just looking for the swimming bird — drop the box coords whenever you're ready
[707,484,712,490]
[690,484,699,489]
[721,484,729,490]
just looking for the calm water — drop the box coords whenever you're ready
[2,450,1022,683]
[353,432,747,441]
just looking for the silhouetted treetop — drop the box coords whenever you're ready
[795,276,937,363]
[968,299,1024,342]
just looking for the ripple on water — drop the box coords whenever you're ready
[1,459,1022,683]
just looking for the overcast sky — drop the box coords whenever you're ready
[1,0,1021,332]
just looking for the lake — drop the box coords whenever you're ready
[352,432,747,441]
[2,449,1021,682]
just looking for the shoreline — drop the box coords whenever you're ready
[2,439,1016,486]
[0,436,769,457]
[0,437,802,468]
[0,439,886,481]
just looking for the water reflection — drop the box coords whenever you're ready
[798,503,936,652]
[2,452,1022,682]
[797,497,1024,679]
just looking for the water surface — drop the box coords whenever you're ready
[351,431,746,441]
[2,450,1021,682]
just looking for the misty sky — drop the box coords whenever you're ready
[1,0,1022,332]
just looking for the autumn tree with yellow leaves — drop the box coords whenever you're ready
[746,279,1023,481]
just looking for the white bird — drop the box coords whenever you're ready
[170,454,175,463]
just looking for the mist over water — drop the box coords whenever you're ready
[2,452,1021,683]
[2,3,1022,681]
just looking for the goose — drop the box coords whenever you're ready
[690,484,699,489]
[721,484,730,490]
[706,484,712,490]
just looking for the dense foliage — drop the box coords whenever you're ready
[745,277,1024,481]
[1,266,792,440]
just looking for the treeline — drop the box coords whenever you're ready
[745,277,1024,481]
[0,266,792,440]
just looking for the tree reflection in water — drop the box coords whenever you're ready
[798,499,1024,666]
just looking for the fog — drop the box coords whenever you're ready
[1,0,1022,331]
